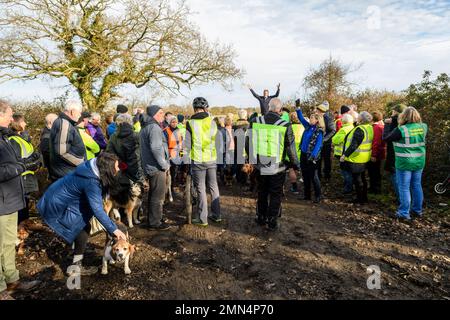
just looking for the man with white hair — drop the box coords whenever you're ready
[247,98,298,231]
[87,112,107,150]
[49,100,87,181]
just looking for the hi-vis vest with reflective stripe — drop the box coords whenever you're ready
[393,123,427,171]
[343,124,374,163]
[289,123,304,160]
[8,135,34,176]
[164,127,183,159]
[333,123,354,156]
[252,116,288,163]
[189,117,218,163]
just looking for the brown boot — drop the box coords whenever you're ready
[6,280,41,293]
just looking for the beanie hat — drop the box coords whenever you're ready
[177,114,185,123]
[116,104,128,114]
[340,105,351,115]
[147,105,162,117]
[317,101,330,112]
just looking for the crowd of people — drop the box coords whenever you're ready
[0,85,428,299]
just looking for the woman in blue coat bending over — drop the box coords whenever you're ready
[37,152,127,276]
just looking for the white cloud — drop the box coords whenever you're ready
[1,0,449,108]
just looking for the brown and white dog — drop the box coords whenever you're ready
[101,209,136,275]
[104,183,142,228]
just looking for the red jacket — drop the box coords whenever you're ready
[335,115,343,132]
[372,121,386,160]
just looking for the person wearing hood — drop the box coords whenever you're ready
[107,113,143,183]
[37,152,127,276]
[140,105,171,230]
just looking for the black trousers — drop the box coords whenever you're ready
[74,223,92,256]
[367,160,382,193]
[257,171,285,219]
[353,171,368,203]
[300,153,321,199]
[319,142,332,179]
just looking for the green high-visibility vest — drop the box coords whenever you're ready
[343,124,374,164]
[393,123,427,171]
[252,116,288,163]
[188,117,218,163]
[333,123,354,156]
[9,135,35,176]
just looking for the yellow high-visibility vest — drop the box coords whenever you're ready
[343,124,374,163]
[8,135,35,176]
[188,117,218,163]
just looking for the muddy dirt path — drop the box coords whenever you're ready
[14,181,450,300]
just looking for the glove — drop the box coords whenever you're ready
[24,159,41,172]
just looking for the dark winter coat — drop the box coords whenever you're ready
[0,126,26,215]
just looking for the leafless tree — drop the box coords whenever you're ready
[0,0,242,110]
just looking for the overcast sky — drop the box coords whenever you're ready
[1,0,449,108]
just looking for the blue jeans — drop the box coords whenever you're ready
[390,170,400,201]
[341,169,353,193]
[396,169,424,219]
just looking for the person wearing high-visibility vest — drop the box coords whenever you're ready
[185,97,221,227]
[288,111,305,194]
[163,116,183,195]
[384,107,427,221]
[176,114,187,139]
[247,98,299,231]
[332,113,354,194]
[340,111,374,204]
[77,112,100,161]
[8,116,42,224]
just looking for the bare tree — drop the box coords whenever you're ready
[0,0,242,110]
[303,55,361,109]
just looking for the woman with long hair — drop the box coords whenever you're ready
[384,107,427,220]
[37,152,127,275]
[295,106,325,203]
